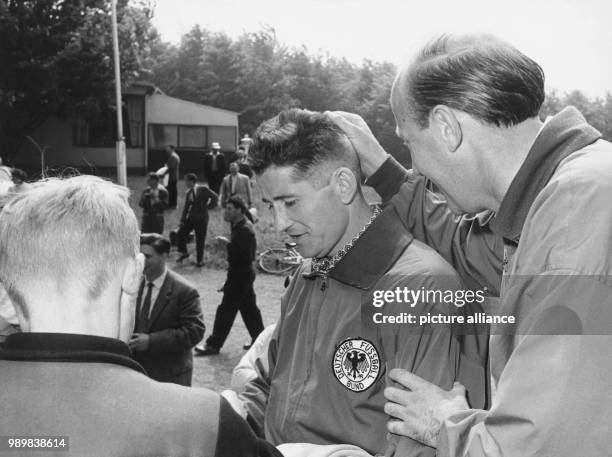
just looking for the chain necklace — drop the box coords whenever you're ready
[311,205,382,291]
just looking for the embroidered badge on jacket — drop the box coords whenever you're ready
[332,337,380,392]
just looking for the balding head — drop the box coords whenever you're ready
[391,33,545,129]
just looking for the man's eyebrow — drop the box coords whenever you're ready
[261,194,298,203]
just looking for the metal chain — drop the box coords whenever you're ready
[311,205,382,283]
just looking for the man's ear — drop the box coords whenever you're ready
[430,105,463,152]
[122,253,144,296]
[332,167,359,205]
[118,254,144,342]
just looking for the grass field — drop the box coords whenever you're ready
[127,175,287,392]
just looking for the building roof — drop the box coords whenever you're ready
[123,82,239,115]
[150,94,239,116]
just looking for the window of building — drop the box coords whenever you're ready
[148,124,178,149]
[178,126,207,148]
[207,126,237,151]
[73,97,144,148]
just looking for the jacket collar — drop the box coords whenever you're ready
[232,216,247,230]
[136,271,175,331]
[0,332,146,374]
[303,205,413,290]
[491,107,601,243]
[146,271,174,330]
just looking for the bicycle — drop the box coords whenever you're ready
[258,242,303,275]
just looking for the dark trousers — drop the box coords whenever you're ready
[177,217,208,263]
[207,173,223,206]
[141,214,164,234]
[206,273,264,349]
[167,180,178,208]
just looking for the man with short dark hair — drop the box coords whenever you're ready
[230,109,488,456]
[131,233,204,386]
[139,172,168,234]
[0,176,282,457]
[196,196,264,356]
[165,144,181,209]
[330,33,612,457]
[177,173,218,267]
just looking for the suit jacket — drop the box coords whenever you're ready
[180,184,218,223]
[226,217,257,278]
[0,333,282,457]
[138,185,169,216]
[220,172,252,207]
[133,270,205,384]
[203,152,227,177]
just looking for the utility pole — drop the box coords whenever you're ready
[111,0,127,186]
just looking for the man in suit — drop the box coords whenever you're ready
[196,196,264,356]
[131,233,205,386]
[220,161,252,208]
[139,172,168,234]
[203,142,226,206]
[176,173,218,267]
[165,144,181,209]
[0,176,281,457]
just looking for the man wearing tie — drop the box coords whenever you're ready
[130,233,205,386]
[177,173,218,267]
[203,142,227,206]
[220,162,252,208]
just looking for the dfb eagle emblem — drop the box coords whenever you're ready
[332,337,380,392]
[344,351,369,380]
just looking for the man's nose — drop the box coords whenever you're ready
[274,207,292,233]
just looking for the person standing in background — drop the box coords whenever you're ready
[131,233,205,386]
[203,142,226,207]
[165,145,180,209]
[177,173,218,267]
[220,162,252,208]
[195,196,264,356]
[139,172,168,234]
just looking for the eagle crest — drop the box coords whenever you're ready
[343,350,369,380]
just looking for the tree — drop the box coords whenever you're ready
[149,23,612,157]
[0,0,156,162]
[541,89,612,141]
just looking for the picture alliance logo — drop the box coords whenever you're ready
[332,338,380,392]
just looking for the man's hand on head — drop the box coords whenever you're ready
[129,333,150,352]
[325,111,389,178]
[384,369,470,448]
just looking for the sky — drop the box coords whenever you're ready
[151,0,612,98]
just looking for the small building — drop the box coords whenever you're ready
[17,82,239,176]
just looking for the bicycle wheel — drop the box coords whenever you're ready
[258,248,298,274]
